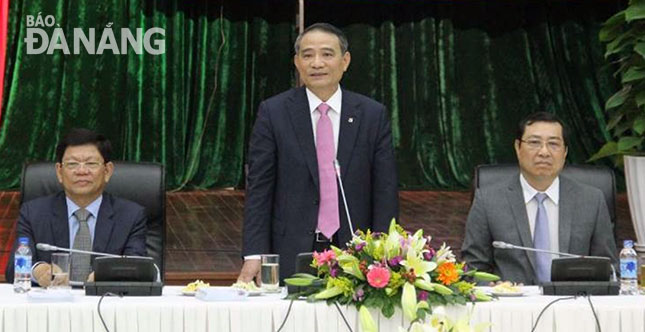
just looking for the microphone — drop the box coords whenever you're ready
[492,241,617,282]
[492,241,579,258]
[36,243,139,259]
[333,159,355,236]
[36,243,161,283]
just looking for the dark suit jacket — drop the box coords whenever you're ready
[5,191,147,283]
[461,174,618,285]
[243,87,399,279]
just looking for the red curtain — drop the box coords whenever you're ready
[0,0,9,124]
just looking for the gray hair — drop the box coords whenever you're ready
[294,23,349,54]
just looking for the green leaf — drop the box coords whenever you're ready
[431,283,454,295]
[416,300,430,311]
[600,10,625,42]
[284,277,313,287]
[615,120,632,137]
[314,286,343,300]
[359,306,377,332]
[618,136,644,151]
[604,9,626,28]
[605,32,633,58]
[462,270,475,277]
[635,42,645,60]
[634,115,645,134]
[473,271,500,282]
[626,3,645,21]
[414,278,435,291]
[473,289,492,301]
[588,141,619,161]
[401,282,418,321]
[381,302,395,318]
[605,87,631,109]
[607,112,624,131]
[417,309,427,321]
[599,25,622,43]
[623,67,645,83]
[636,90,645,107]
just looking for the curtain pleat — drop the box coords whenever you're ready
[0,0,624,190]
[0,0,9,125]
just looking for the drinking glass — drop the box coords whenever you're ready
[50,253,70,289]
[261,254,280,292]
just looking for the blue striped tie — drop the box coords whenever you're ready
[534,193,551,283]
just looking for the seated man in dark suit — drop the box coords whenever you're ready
[5,128,147,286]
[462,112,618,285]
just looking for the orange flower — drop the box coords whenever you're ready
[436,262,459,286]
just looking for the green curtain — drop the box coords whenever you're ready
[0,0,295,190]
[308,0,623,189]
[0,0,624,190]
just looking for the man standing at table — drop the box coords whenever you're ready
[462,112,618,285]
[238,23,398,282]
[5,128,147,286]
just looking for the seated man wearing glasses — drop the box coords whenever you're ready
[5,128,147,286]
[462,112,617,285]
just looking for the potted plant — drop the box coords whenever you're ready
[590,0,645,245]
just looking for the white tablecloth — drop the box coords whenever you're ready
[0,285,643,332]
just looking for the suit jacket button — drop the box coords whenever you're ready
[308,230,315,235]
[313,199,319,205]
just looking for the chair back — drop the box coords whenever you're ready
[473,164,616,232]
[20,161,166,280]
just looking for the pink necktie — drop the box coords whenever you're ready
[316,102,340,238]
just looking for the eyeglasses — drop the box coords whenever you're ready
[61,161,104,170]
[520,139,565,152]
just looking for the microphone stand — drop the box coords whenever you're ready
[36,243,161,284]
[333,159,354,236]
[493,241,618,284]
[492,241,581,258]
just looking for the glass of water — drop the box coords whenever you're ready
[261,254,280,292]
[50,253,70,289]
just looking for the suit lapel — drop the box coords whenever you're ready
[93,193,115,253]
[336,90,362,177]
[505,178,537,272]
[287,88,319,187]
[558,177,574,254]
[51,192,70,248]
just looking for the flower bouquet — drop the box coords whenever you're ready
[285,220,498,327]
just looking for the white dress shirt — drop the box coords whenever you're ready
[306,86,342,153]
[520,174,560,256]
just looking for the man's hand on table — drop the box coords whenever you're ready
[33,263,52,287]
[237,259,261,286]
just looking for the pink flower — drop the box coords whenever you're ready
[313,250,336,266]
[366,266,391,288]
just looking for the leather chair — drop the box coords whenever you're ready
[20,161,166,280]
[472,164,617,234]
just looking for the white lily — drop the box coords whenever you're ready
[401,247,436,276]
